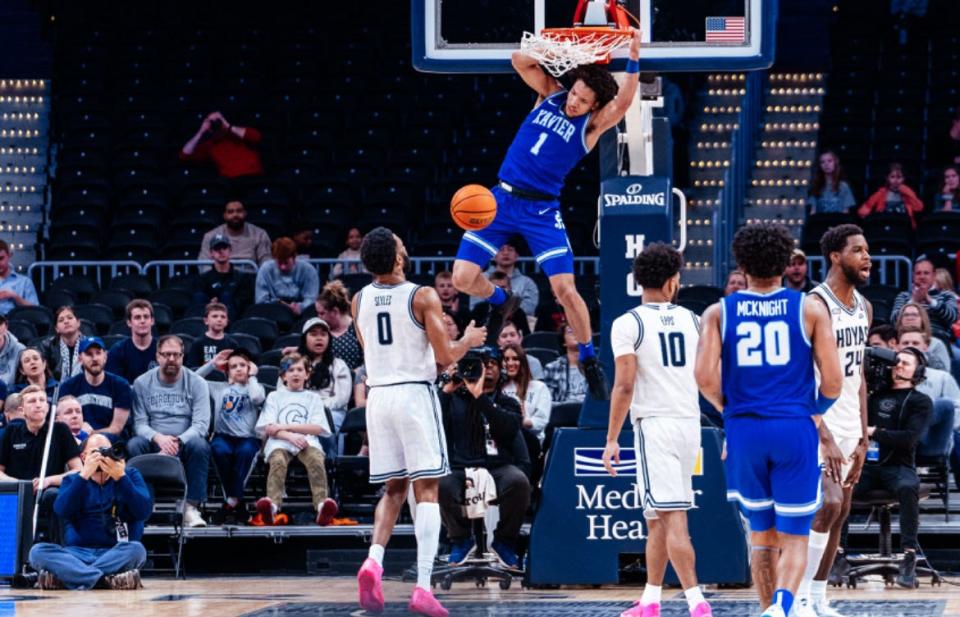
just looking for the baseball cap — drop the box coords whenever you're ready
[210,234,231,250]
[301,317,330,334]
[78,337,106,353]
[791,248,807,262]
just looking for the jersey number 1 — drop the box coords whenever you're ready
[377,312,393,345]
[530,132,548,156]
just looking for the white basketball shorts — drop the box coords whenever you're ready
[633,416,701,520]
[366,382,450,483]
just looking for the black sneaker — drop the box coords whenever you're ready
[582,356,610,401]
[37,570,64,590]
[107,569,142,590]
[896,550,918,589]
[484,293,521,346]
[828,551,850,586]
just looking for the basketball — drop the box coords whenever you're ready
[450,184,497,231]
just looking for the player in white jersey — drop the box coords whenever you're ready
[353,227,485,617]
[602,243,713,617]
[795,224,873,617]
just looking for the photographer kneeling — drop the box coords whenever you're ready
[438,347,531,569]
[856,346,932,588]
[28,434,152,590]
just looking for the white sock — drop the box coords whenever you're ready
[810,579,827,604]
[641,584,661,605]
[798,530,830,599]
[414,503,441,590]
[368,543,385,567]
[271,502,279,515]
[684,586,705,611]
[226,497,238,507]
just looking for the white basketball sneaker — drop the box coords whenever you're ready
[792,596,818,617]
[759,605,785,617]
[812,597,845,617]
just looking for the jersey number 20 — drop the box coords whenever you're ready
[736,321,790,366]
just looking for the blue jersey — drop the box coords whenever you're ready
[498,90,591,198]
[720,288,816,419]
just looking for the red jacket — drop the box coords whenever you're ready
[857,185,924,229]
[180,128,264,178]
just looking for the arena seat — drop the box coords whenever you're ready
[71,303,115,335]
[48,275,98,304]
[42,289,76,310]
[108,273,155,298]
[127,454,188,578]
[7,320,38,343]
[169,317,205,339]
[8,306,54,336]
[230,332,262,359]
[242,303,296,333]
[229,317,279,350]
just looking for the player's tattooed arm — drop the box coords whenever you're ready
[694,303,724,411]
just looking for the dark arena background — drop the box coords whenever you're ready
[0,0,958,615]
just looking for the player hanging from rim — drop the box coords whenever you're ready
[795,225,872,617]
[695,223,843,617]
[353,227,486,617]
[450,27,644,402]
[602,243,713,617]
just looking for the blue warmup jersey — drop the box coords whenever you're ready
[721,288,816,419]
[497,90,591,198]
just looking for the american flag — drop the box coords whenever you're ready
[705,16,746,43]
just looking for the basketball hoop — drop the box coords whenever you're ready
[520,27,634,78]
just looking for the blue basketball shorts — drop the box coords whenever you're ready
[455,185,574,277]
[723,415,822,535]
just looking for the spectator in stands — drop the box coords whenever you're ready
[40,307,83,382]
[897,328,960,425]
[186,302,239,368]
[0,240,38,316]
[500,344,551,444]
[437,353,531,568]
[180,111,263,179]
[471,271,530,336]
[0,314,25,388]
[56,396,87,445]
[936,268,957,294]
[470,241,540,318]
[934,109,960,166]
[330,227,365,279]
[289,318,351,432]
[442,308,462,340]
[869,324,899,350]
[857,162,924,229]
[106,300,157,385]
[193,233,256,317]
[0,393,22,442]
[28,433,150,591]
[435,271,471,329]
[782,248,817,293]
[895,302,952,370]
[13,347,58,398]
[198,349,264,524]
[892,258,959,345]
[496,321,543,378]
[934,166,960,212]
[128,335,211,528]
[59,337,132,439]
[807,150,856,214]
[542,324,588,404]
[255,237,319,316]
[534,290,567,333]
[0,385,81,540]
[315,280,363,370]
[723,269,747,296]
[198,201,272,266]
[254,352,338,526]
[856,347,931,588]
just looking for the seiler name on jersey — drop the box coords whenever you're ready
[531,108,577,142]
[735,298,789,318]
[836,324,868,348]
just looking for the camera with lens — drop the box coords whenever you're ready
[95,442,125,461]
[436,348,488,391]
[865,346,898,396]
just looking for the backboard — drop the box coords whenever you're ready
[411,0,776,74]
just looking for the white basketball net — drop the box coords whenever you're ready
[520,30,632,78]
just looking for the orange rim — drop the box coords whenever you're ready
[538,27,633,64]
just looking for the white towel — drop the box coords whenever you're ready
[462,467,498,519]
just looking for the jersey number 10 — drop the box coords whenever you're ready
[658,332,686,367]
[736,321,791,366]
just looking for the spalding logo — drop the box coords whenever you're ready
[603,184,666,207]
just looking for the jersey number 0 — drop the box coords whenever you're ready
[377,312,393,345]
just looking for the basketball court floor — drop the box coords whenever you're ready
[2,575,958,616]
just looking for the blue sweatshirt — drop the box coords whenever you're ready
[54,467,153,548]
